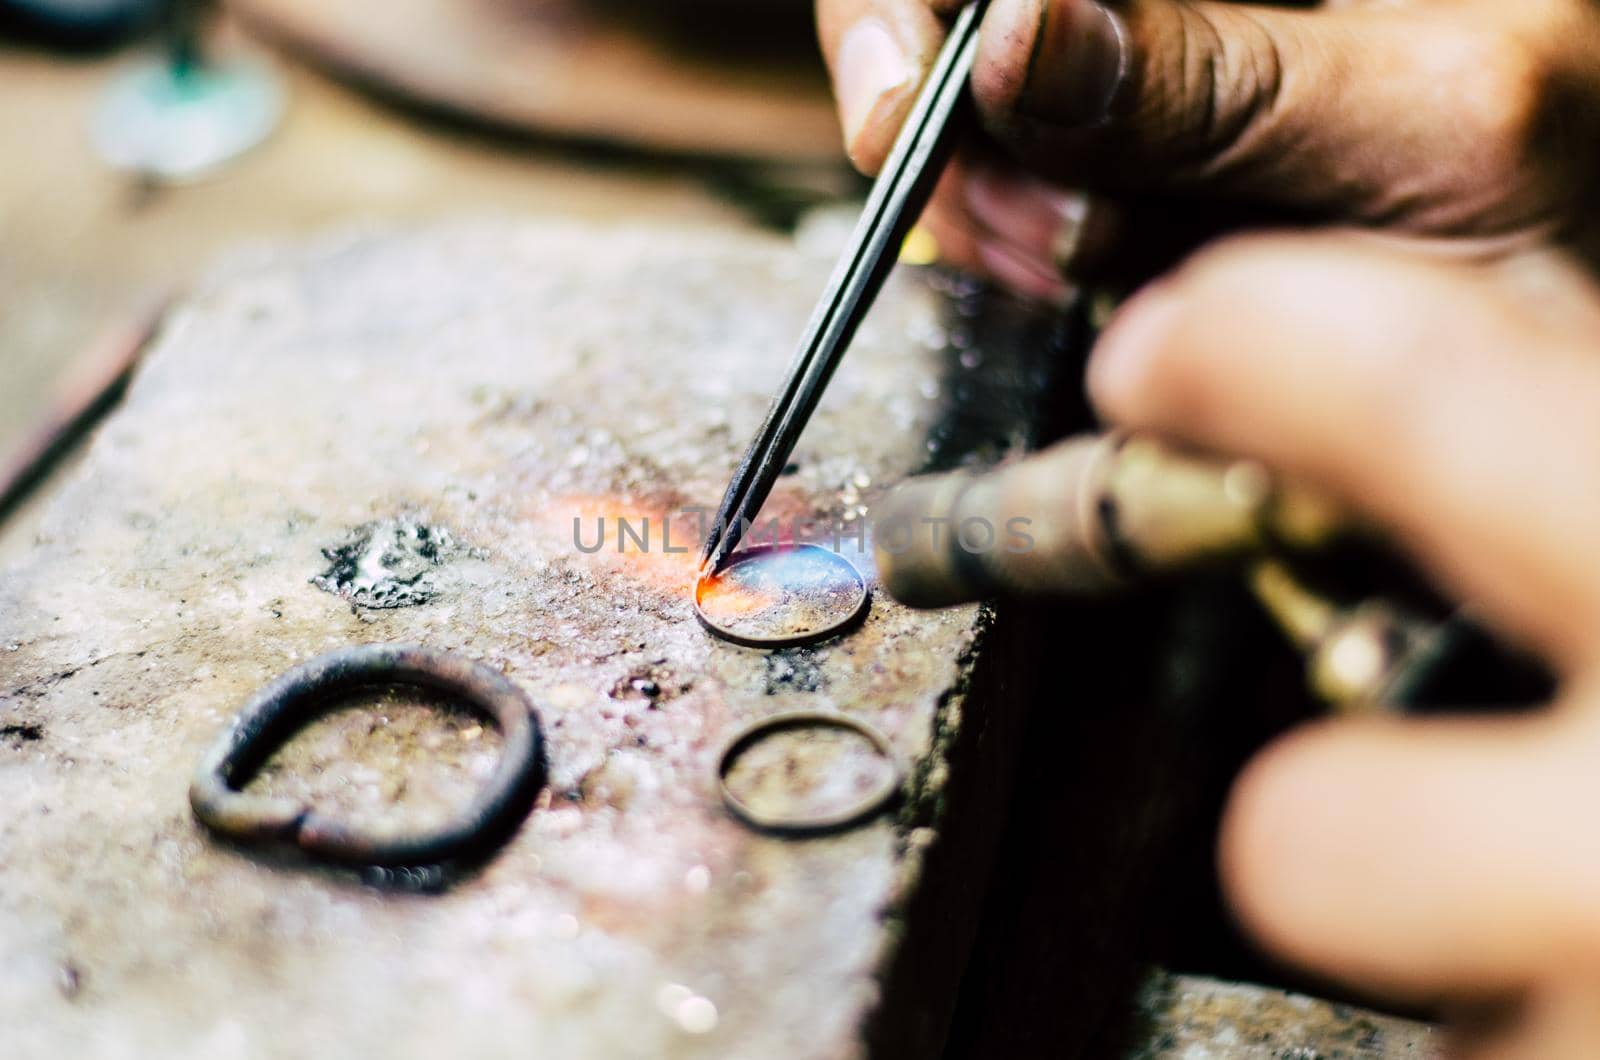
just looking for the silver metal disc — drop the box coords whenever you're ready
[694,544,870,648]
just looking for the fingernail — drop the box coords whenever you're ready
[1018,0,1129,128]
[976,239,1078,307]
[1049,191,1092,272]
[1087,285,1182,413]
[836,19,915,158]
[964,167,1090,276]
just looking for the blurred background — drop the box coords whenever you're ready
[0,0,863,558]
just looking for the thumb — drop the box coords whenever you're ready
[1221,704,1600,1004]
[973,0,1552,233]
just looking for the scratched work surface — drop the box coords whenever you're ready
[0,222,1059,1058]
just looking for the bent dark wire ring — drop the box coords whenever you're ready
[190,645,546,868]
[717,710,902,837]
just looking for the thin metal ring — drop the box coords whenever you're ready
[694,544,871,649]
[190,645,546,868]
[717,710,902,836]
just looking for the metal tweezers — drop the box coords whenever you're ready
[700,0,991,573]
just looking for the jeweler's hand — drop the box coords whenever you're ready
[817,0,1600,298]
[1087,230,1600,1058]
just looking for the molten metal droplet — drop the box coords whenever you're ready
[694,545,869,648]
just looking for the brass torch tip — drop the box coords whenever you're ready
[871,472,987,608]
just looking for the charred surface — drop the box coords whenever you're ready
[0,223,1065,1058]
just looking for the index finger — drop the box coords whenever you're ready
[1088,233,1600,673]
[816,0,958,172]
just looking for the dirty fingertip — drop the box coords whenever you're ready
[977,0,1127,127]
[972,0,1042,116]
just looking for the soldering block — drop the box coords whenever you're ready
[0,221,1071,1058]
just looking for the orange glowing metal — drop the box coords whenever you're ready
[541,499,871,648]
[543,495,703,596]
[693,545,870,649]
[694,575,773,620]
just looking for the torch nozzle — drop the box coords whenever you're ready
[873,433,1344,607]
